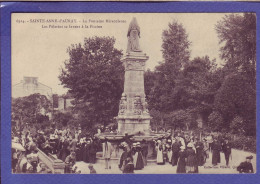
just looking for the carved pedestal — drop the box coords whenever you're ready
[116,51,151,135]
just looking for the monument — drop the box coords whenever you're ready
[116,17,152,135]
[95,18,170,160]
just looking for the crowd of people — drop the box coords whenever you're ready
[11,125,254,174]
[152,133,231,173]
[12,126,103,174]
[114,132,254,174]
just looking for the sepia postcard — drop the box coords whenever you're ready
[10,12,257,174]
[1,2,259,184]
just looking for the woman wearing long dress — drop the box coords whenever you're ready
[156,140,164,165]
[102,139,112,169]
[166,140,172,164]
[177,146,186,173]
[171,139,180,166]
[195,139,204,166]
[134,143,144,170]
[61,138,70,162]
[83,139,91,163]
[212,139,221,166]
[186,143,198,173]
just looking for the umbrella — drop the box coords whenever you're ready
[12,142,25,151]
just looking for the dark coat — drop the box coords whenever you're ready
[212,141,221,165]
[135,147,144,170]
[171,142,180,166]
[89,143,97,164]
[83,143,91,163]
[222,142,232,154]
[186,148,198,173]
[141,143,148,158]
[195,141,204,166]
[237,161,254,173]
[119,151,131,169]
[177,150,186,173]
[123,162,134,174]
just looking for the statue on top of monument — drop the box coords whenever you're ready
[126,17,142,53]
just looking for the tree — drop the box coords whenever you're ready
[59,36,124,129]
[12,93,52,127]
[230,115,244,134]
[167,109,196,131]
[52,111,75,127]
[180,56,223,122]
[147,20,191,114]
[208,111,223,132]
[214,13,256,136]
[162,20,191,71]
[214,73,256,135]
[216,13,256,88]
[149,108,165,133]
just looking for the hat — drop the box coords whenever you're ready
[180,146,185,150]
[246,155,253,160]
[167,139,172,143]
[187,143,193,148]
[132,143,137,147]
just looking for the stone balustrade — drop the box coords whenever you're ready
[37,149,65,174]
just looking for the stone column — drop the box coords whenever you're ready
[116,51,151,135]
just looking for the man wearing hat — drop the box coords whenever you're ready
[171,138,180,166]
[222,138,232,166]
[237,156,254,173]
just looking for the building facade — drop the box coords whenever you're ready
[12,76,52,99]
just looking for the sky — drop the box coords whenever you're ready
[12,13,236,95]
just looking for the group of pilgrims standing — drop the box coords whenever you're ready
[154,133,232,173]
[103,139,149,173]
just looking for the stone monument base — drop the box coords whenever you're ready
[116,115,151,135]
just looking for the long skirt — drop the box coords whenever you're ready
[177,158,186,173]
[134,152,144,170]
[168,151,172,163]
[212,150,220,165]
[171,152,179,166]
[157,150,164,164]
[186,155,198,173]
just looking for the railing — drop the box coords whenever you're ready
[37,149,65,174]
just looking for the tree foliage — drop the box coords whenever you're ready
[214,74,256,135]
[147,20,191,114]
[213,13,256,135]
[145,14,256,136]
[59,36,124,129]
[208,111,223,132]
[12,93,52,125]
[162,20,191,71]
[216,13,256,87]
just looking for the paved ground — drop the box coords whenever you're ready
[74,149,256,174]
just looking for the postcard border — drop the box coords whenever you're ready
[1,1,260,184]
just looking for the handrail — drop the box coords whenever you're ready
[37,148,65,174]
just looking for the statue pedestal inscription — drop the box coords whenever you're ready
[116,18,151,135]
